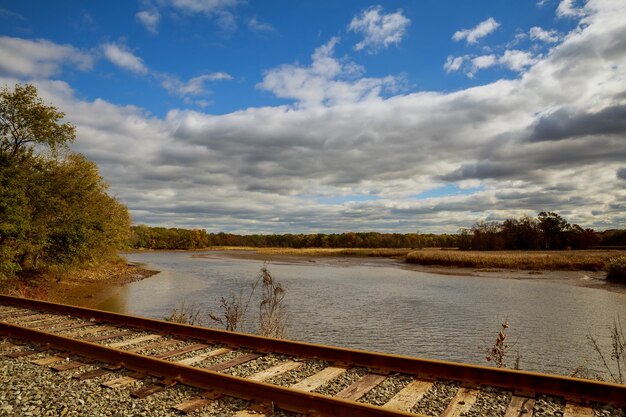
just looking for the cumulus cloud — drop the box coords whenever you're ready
[452,17,500,44]
[0,37,93,78]
[136,9,161,33]
[498,50,537,71]
[348,6,410,53]
[445,50,537,77]
[3,0,626,232]
[529,26,561,43]
[258,37,402,107]
[556,0,586,18]
[102,43,148,75]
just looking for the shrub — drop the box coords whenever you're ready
[606,256,626,283]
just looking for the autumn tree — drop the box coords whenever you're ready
[0,84,130,281]
[0,84,75,160]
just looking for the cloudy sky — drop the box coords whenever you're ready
[1,0,625,233]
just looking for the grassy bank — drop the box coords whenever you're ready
[405,249,626,271]
[252,247,414,257]
[1,258,158,306]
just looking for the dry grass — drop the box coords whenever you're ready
[242,247,413,258]
[405,249,626,271]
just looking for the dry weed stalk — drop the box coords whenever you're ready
[586,318,626,384]
[207,263,287,338]
[165,301,203,325]
[258,265,286,338]
[208,294,249,331]
[485,319,516,368]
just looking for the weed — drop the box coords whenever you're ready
[484,319,519,369]
[586,318,626,384]
[606,256,626,283]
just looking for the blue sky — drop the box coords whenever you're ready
[1,0,625,233]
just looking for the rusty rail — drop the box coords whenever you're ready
[1,295,625,407]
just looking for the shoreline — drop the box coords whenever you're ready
[40,262,159,308]
[193,249,626,294]
[36,248,626,306]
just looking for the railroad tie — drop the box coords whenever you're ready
[504,396,536,417]
[383,379,433,411]
[247,360,303,382]
[153,342,208,359]
[204,352,262,372]
[175,347,232,366]
[51,360,89,371]
[74,368,111,381]
[83,330,135,342]
[102,372,146,389]
[439,387,481,417]
[172,390,223,414]
[290,365,348,392]
[564,402,594,417]
[335,372,387,401]
[107,333,161,348]
[31,355,66,365]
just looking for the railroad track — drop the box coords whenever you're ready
[0,295,624,417]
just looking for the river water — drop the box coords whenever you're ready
[98,251,626,377]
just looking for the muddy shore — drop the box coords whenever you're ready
[33,262,159,308]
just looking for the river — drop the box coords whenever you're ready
[97,251,626,377]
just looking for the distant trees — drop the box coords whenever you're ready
[0,83,130,281]
[459,212,599,251]
[129,227,460,250]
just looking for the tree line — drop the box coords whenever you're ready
[129,225,460,250]
[0,84,130,281]
[458,212,604,250]
[130,222,625,251]
[131,216,626,251]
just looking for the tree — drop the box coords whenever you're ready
[0,83,130,281]
[0,84,75,161]
[538,211,570,249]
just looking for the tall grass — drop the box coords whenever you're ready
[405,249,626,271]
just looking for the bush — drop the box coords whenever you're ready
[606,256,626,283]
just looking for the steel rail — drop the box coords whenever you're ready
[1,295,625,406]
[0,321,415,417]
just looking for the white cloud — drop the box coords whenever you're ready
[452,17,500,44]
[556,0,586,18]
[161,72,233,97]
[348,5,410,53]
[136,9,161,33]
[471,55,497,68]
[3,0,626,232]
[247,16,274,32]
[443,56,465,73]
[498,50,537,71]
[102,43,149,75]
[258,37,402,108]
[445,50,538,77]
[529,26,561,43]
[0,37,93,78]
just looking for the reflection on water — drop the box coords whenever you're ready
[98,251,626,376]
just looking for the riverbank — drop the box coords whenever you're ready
[1,260,159,308]
[193,249,626,293]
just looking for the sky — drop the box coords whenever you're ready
[0,0,625,234]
